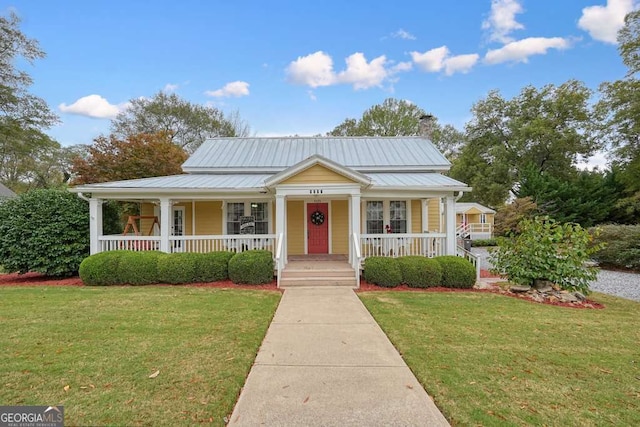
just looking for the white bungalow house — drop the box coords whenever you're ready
[72,137,472,286]
[456,202,496,240]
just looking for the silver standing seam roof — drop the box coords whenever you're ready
[182,137,450,172]
[0,182,16,198]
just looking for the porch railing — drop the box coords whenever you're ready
[360,233,446,259]
[99,234,277,255]
[351,232,362,285]
[275,232,284,288]
[99,235,161,252]
[457,223,493,239]
[457,245,481,283]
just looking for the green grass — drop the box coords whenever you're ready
[360,291,640,426]
[0,286,281,426]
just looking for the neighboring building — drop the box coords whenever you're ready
[0,183,16,200]
[71,137,472,285]
[456,202,496,240]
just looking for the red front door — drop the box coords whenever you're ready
[307,203,329,254]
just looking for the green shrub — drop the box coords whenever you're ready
[118,251,164,285]
[228,250,274,284]
[490,217,602,294]
[157,253,197,284]
[0,189,89,277]
[434,256,476,289]
[79,251,128,286]
[471,238,497,247]
[590,224,640,271]
[397,256,443,288]
[363,257,402,288]
[193,251,235,282]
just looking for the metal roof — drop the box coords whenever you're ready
[0,182,16,198]
[73,172,468,193]
[368,173,467,189]
[182,137,450,172]
[456,202,496,214]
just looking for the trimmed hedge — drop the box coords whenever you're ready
[79,250,237,286]
[363,257,402,288]
[397,256,443,288]
[228,250,274,284]
[471,238,497,247]
[591,224,640,271]
[434,256,476,289]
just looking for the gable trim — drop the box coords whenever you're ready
[264,155,371,188]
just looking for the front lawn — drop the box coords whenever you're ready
[0,286,281,426]
[360,292,640,426]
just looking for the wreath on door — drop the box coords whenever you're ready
[310,210,325,226]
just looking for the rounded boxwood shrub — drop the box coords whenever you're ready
[434,256,476,289]
[228,250,274,284]
[192,251,235,282]
[79,251,129,286]
[118,251,164,285]
[363,257,402,288]
[397,256,443,288]
[157,252,197,284]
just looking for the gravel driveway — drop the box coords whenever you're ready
[471,247,640,302]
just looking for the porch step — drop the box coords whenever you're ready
[280,259,358,288]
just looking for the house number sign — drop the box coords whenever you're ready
[309,189,323,194]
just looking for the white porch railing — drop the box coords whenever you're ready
[99,235,161,252]
[360,233,446,259]
[99,234,277,255]
[457,245,481,283]
[351,232,362,285]
[275,232,284,288]
[457,223,493,239]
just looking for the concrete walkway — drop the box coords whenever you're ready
[228,287,449,426]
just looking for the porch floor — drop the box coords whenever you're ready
[281,255,357,288]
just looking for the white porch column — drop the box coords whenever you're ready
[445,195,456,255]
[89,198,103,255]
[160,198,171,253]
[275,194,286,267]
[421,199,428,233]
[350,193,361,263]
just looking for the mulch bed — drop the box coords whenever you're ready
[0,272,279,291]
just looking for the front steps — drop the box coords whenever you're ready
[280,259,359,288]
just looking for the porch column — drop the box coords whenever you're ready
[89,198,103,255]
[350,193,361,263]
[445,195,456,255]
[160,198,171,253]
[275,194,286,267]
[421,199,428,233]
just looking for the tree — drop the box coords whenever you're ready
[0,189,89,277]
[71,132,188,185]
[618,9,640,75]
[0,11,59,191]
[327,98,465,159]
[455,80,598,206]
[111,92,250,153]
[493,197,538,237]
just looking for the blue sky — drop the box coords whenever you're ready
[6,0,638,162]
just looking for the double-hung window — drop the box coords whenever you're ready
[365,200,408,234]
[226,201,270,234]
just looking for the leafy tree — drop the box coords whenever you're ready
[490,217,602,295]
[111,92,249,153]
[71,132,188,185]
[493,197,538,237]
[327,98,465,159]
[0,189,89,277]
[456,80,598,206]
[618,9,640,75]
[0,11,59,191]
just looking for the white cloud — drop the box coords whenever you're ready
[205,81,250,98]
[391,28,416,40]
[444,54,480,75]
[484,37,571,64]
[286,51,401,90]
[337,53,388,89]
[286,51,336,88]
[59,94,122,119]
[163,83,178,92]
[411,46,479,75]
[578,0,636,44]
[307,90,317,101]
[390,61,413,73]
[482,0,525,43]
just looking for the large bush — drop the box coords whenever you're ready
[590,224,640,271]
[0,189,89,277]
[193,251,235,282]
[79,251,128,285]
[434,256,476,289]
[157,253,198,284]
[118,251,164,285]
[490,217,602,294]
[397,256,442,288]
[363,257,402,288]
[228,250,274,284]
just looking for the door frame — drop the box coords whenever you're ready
[304,201,332,254]
[172,206,185,252]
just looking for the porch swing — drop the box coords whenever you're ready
[122,216,160,250]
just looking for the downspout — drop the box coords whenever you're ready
[76,192,90,202]
[455,191,464,202]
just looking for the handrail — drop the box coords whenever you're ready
[275,232,284,288]
[457,245,481,283]
[352,232,361,287]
